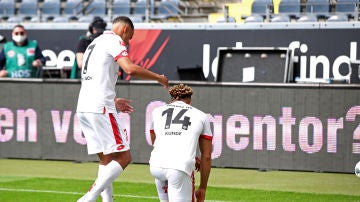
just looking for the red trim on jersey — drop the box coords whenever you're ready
[120,41,126,46]
[114,50,128,61]
[109,113,122,145]
[191,171,195,202]
[200,134,213,140]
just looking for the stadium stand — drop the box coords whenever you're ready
[208,0,252,23]
[63,0,83,16]
[133,0,155,22]
[0,0,16,21]
[42,0,61,22]
[77,15,95,22]
[334,0,359,19]
[18,0,39,22]
[0,0,359,23]
[244,0,273,23]
[327,13,349,21]
[156,0,181,20]
[86,0,107,17]
[270,13,291,22]
[304,0,331,20]
[276,0,301,20]
[112,0,132,16]
[59,0,83,22]
[297,14,318,22]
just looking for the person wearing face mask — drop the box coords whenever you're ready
[0,24,46,78]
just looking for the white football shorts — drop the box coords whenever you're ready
[77,112,130,155]
[150,166,195,202]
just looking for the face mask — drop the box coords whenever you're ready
[12,35,27,43]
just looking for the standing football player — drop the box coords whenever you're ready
[76,16,168,202]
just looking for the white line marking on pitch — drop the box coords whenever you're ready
[0,187,230,202]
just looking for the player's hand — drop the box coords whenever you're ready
[158,74,168,88]
[32,59,42,68]
[0,70,8,77]
[115,98,134,114]
[195,156,201,172]
[195,188,206,202]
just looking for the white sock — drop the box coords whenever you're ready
[98,165,114,202]
[86,161,123,201]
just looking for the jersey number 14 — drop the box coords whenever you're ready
[162,108,191,130]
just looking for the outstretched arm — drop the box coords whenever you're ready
[117,57,168,88]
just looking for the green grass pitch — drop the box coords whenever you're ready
[0,159,359,202]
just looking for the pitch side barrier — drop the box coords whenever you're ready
[1,22,360,81]
[0,79,359,173]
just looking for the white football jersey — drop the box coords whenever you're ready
[77,31,128,113]
[149,101,213,176]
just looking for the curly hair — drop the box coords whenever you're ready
[169,83,193,100]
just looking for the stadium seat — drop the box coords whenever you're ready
[77,15,95,23]
[63,0,83,16]
[334,0,358,18]
[134,0,155,18]
[245,0,273,23]
[277,0,301,19]
[6,16,23,23]
[305,0,330,19]
[52,16,70,23]
[112,0,131,16]
[251,0,272,16]
[42,0,61,21]
[297,14,318,22]
[86,0,107,17]
[271,14,291,22]
[18,0,38,21]
[327,13,349,22]
[157,0,179,16]
[244,14,264,23]
[150,0,180,21]
[326,0,359,22]
[0,0,16,20]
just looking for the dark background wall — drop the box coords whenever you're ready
[0,80,359,173]
[1,26,360,81]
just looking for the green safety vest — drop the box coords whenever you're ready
[4,40,38,78]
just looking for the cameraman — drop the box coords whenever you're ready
[70,17,107,79]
